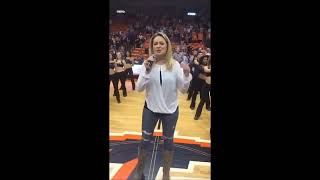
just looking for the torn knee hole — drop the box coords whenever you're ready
[143,130,152,135]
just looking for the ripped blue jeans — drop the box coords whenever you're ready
[140,104,179,152]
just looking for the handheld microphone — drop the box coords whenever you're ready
[147,55,156,67]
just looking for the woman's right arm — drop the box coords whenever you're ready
[115,60,121,64]
[136,62,151,92]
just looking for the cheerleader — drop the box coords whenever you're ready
[109,52,120,103]
[114,52,127,98]
[194,55,211,120]
[123,51,135,90]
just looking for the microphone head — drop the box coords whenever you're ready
[151,54,157,61]
[148,55,156,66]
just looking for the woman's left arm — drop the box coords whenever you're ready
[204,66,211,73]
[176,63,192,93]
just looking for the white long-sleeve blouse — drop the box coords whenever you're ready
[136,60,192,114]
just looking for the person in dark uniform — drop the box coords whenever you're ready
[123,50,135,90]
[109,52,120,103]
[189,53,207,110]
[194,55,211,120]
[187,49,198,100]
[114,52,127,99]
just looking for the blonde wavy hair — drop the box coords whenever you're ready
[148,32,174,71]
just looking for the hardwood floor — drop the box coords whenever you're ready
[109,80,211,141]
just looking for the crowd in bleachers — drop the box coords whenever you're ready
[109,12,212,57]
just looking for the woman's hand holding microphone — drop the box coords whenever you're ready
[144,55,156,73]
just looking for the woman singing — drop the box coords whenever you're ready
[134,32,192,180]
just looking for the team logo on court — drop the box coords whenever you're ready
[109,132,211,180]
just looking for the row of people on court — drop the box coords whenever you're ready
[109,46,212,121]
[109,51,135,103]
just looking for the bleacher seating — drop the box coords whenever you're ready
[110,19,206,60]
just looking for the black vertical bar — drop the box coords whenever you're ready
[160,69,162,86]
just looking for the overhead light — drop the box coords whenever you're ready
[116,10,125,14]
[187,12,196,16]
